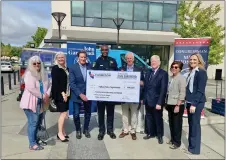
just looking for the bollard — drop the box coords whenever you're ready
[8,73,12,90]
[17,70,20,82]
[13,71,16,85]
[1,76,4,95]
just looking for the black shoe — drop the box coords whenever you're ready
[57,134,69,142]
[65,135,69,139]
[143,135,155,140]
[107,132,116,139]
[158,137,163,144]
[76,131,82,139]
[83,130,91,138]
[98,133,105,140]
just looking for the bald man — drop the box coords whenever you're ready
[118,52,144,140]
[143,55,168,144]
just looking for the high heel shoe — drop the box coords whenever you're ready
[57,134,69,142]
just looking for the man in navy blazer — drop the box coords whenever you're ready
[69,50,92,139]
[143,55,168,144]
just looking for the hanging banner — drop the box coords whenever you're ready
[174,38,211,118]
[66,42,97,117]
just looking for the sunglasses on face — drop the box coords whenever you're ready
[171,66,178,69]
[101,49,108,51]
[33,62,41,65]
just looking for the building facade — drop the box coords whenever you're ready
[46,1,225,78]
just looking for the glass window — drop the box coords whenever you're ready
[118,2,133,20]
[85,18,101,27]
[163,4,177,23]
[134,22,147,30]
[134,2,148,21]
[102,2,117,19]
[164,1,177,4]
[149,23,162,31]
[149,3,163,22]
[85,1,101,18]
[134,57,145,68]
[162,23,175,31]
[72,17,84,26]
[102,19,116,28]
[120,20,132,29]
[71,1,84,17]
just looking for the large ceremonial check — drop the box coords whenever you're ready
[86,70,141,103]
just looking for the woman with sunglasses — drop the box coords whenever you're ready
[20,56,51,151]
[166,61,186,149]
[185,53,207,155]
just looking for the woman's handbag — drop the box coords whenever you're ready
[49,98,57,112]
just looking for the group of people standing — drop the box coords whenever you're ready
[19,45,207,155]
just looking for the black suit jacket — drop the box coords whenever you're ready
[185,68,207,107]
[51,65,69,102]
[144,68,168,107]
[120,65,145,102]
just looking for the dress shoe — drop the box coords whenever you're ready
[158,137,163,144]
[97,133,105,140]
[143,135,155,140]
[76,131,82,139]
[131,133,137,140]
[83,130,91,138]
[107,132,116,139]
[57,134,69,142]
[119,132,129,138]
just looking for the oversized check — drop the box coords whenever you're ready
[86,70,141,103]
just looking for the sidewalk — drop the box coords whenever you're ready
[1,88,225,159]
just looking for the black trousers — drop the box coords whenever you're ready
[97,101,115,134]
[167,104,184,147]
[145,105,164,137]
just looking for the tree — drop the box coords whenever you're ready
[24,27,48,48]
[1,44,12,57]
[11,46,22,57]
[172,0,225,65]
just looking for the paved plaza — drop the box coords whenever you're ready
[1,81,225,159]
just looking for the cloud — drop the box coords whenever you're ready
[2,1,51,46]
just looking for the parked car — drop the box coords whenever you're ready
[1,61,14,72]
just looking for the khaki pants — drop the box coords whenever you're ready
[136,104,145,132]
[121,103,138,134]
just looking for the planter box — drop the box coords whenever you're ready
[211,99,225,116]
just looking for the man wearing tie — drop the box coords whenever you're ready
[69,50,92,139]
[143,55,168,144]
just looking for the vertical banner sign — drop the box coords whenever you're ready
[174,38,211,118]
[67,42,97,117]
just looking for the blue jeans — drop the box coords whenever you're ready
[73,101,91,131]
[24,105,43,147]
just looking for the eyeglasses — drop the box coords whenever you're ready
[33,62,41,65]
[171,66,178,69]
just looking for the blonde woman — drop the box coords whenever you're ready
[51,52,70,142]
[20,56,51,151]
[185,53,207,155]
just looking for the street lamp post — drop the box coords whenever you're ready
[113,18,124,48]
[51,12,66,48]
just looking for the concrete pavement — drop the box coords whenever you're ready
[1,84,225,159]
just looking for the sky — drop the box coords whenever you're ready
[2,1,51,47]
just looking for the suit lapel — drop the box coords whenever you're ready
[149,69,160,84]
[76,63,85,82]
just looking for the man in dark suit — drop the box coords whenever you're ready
[69,50,92,139]
[143,55,168,144]
[118,52,144,140]
[93,45,118,140]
